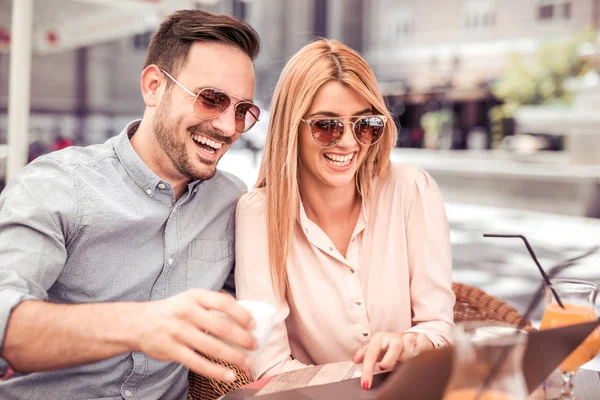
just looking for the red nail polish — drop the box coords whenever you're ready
[379,366,385,371]
[362,382,368,390]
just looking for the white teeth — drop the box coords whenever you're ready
[324,153,354,166]
[192,134,222,150]
[324,153,354,162]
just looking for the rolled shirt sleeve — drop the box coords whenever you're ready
[404,170,456,348]
[0,157,79,363]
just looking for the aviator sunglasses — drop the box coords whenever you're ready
[301,115,387,148]
[161,69,260,133]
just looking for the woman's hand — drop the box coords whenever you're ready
[352,332,433,389]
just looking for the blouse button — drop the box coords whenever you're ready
[362,330,369,337]
[355,300,362,306]
[329,246,334,252]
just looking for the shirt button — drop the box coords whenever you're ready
[167,257,174,266]
[124,390,132,398]
[362,330,369,337]
[158,183,166,189]
[193,188,198,193]
[355,300,362,306]
[146,189,152,195]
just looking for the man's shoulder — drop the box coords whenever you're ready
[42,139,117,169]
[208,170,248,197]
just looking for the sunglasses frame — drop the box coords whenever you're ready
[161,69,260,133]
[301,115,388,148]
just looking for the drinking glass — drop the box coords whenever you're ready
[443,322,529,400]
[540,279,600,399]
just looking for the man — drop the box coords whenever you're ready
[0,9,261,399]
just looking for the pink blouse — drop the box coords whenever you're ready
[235,163,455,379]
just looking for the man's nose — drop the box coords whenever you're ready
[210,105,238,137]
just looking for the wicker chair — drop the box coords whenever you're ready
[187,354,251,400]
[452,282,535,332]
[188,283,533,400]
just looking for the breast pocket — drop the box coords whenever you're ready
[187,239,234,290]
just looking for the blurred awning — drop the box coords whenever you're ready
[0,0,222,54]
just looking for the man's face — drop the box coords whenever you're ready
[153,42,255,181]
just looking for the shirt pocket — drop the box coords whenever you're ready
[186,239,234,290]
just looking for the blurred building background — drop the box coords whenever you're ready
[1,1,600,348]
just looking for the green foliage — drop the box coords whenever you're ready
[493,28,594,111]
[489,28,595,147]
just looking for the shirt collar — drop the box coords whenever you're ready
[113,120,203,196]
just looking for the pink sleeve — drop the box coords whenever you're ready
[234,192,308,379]
[404,171,456,348]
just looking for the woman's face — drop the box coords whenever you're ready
[298,81,373,192]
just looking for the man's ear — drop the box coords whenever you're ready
[141,65,164,107]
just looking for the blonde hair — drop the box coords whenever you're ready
[256,39,397,298]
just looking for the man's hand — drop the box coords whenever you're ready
[134,289,259,382]
[352,332,433,389]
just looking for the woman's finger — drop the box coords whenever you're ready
[378,336,403,371]
[360,335,384,390]
[352,343,368,364]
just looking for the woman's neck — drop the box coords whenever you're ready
[299,175,361,227]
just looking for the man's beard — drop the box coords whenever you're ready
[153,100,228,182]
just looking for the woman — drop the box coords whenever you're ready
[235,39,455,390]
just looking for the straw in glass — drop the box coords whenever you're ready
[483,234,565,309]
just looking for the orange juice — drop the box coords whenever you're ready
[540,303,600,372]
[444,389,518,400]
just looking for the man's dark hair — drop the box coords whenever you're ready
[144,9,260,79]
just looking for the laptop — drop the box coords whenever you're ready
[247,319,600,400]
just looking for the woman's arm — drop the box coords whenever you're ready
[235,192,308,379]
[404,170,455,346]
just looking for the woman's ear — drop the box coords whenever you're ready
[140,65,164,107]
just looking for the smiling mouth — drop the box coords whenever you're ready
[323,152,355,167]
[192,133,223,155]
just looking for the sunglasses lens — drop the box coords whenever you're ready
[310,119,345,147]
[354,116,385,145]
[194,89,231,119]
[235,103,261,133]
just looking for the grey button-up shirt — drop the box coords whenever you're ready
[0,121,246,400]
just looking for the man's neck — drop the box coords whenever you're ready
[129,118,191,200]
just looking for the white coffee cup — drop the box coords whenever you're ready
[211,300,275,357]
[237,300,276,357]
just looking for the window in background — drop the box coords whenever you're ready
[384,9,415,44]
[538,0,571,21]
[463,0,496,31]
